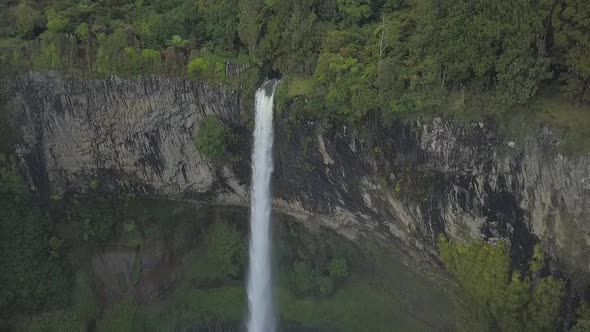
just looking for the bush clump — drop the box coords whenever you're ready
[290,257,349,296]
[187,55,225,80]
[0,153,70,315]
[439,234,566,331]
[205,222,246,279]
[194,115,234,160]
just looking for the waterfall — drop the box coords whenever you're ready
[247,80,278,332]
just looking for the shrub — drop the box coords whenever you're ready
[34,44,61,69]
[529,244,545,274]
[115,47,162,75]
[24,310,84,332]
[0,153,28,197]
[73,272,97,325]
[188,57,208,76]
[167,35,188,49]
[0,203,70,315]
[184,222,246,287]
[205,222,246,278]
[66,199,119,243]
[46,9,70,34]
[572,304,590,332]
[123,47,141,74]
[438,234,566,331]
[194,115,233,160]
[0,154,71,315]
[527,276,566,331]
[328,258,349,281]
[95,30,127,75]
[75,23,90,43]
[89,179,101,191]
[439,234,510,307]
[141,48,161,72]
[11,2,43,38]
[291,260,316,294]
[318,276,335,296]
[96,301,140,332]
[187,55,225,80]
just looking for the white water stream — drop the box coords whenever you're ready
[247,80,278,332]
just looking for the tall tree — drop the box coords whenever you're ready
[10,2,43,38]
[197,0,239,50]
[238,0,264,59]
[553,0,590,105]
[258,0,320,74]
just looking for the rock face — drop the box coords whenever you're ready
[10,73,590,276]
[11,73,247,200]
[274,117,590,274]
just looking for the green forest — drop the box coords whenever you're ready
[2,0,590,330]
[0,0,589,125]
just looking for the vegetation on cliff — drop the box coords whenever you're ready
[0,153,70,317]
[194,115,235,160]
[439,234,568,331]
[1,0,590,330]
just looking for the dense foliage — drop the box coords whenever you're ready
[1,0,589,124]
[0,179,365,331]
[0,153,70,316]
[276,219,353,297]
[23,272,97,332]
[193,115,235,160]
[1,0,589,330]
[439,235,566,332]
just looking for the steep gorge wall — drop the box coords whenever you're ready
[275,117,590,275]
[9,73,590,277]
[10,73,248,200]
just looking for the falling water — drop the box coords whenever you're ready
[247,80,278,332]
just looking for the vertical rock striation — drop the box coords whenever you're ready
[9,73,590,276]
[11,73,245,199]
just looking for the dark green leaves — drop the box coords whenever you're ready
[194,115,234,160]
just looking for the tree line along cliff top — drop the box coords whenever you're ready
[0,0,589,126]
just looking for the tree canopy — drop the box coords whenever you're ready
[1,0,588,123]
[439,235,566,332]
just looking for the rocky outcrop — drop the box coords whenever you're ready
[9,73,590,277]
[11,72,247,201]
[273,116,590,276]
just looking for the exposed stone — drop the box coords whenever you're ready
[11,72,244,196]
[10,73,590,278]
[317,133,334,165]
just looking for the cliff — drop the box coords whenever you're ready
[10,72,247,198]
[9,73,590,277]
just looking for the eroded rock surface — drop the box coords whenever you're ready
[11,73,244,198]
[10,73,590,276]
